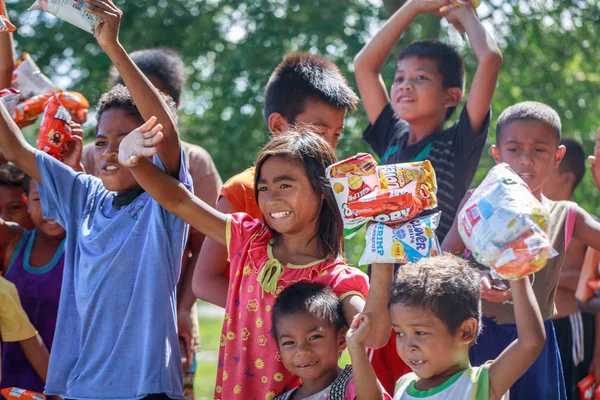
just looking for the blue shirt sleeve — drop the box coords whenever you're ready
[35,150,99,228]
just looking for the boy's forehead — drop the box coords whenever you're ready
[396,56,438,73]
[498,120,560,146]
[0,185,25,203]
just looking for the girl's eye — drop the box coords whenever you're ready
[95,141,105,147]
[415,331,427,336]
[281,341,294,346]
[258,186,268,192]
[395,331,405,338]
[279,183,291,189]
[394,76,404,84]
[416,75,427,80]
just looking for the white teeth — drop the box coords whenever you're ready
[411,360,424,365]
[106,165,118,171]
[270,211,290,219]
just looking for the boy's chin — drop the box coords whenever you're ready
[101,176,138,193]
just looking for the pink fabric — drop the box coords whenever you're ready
[215,213,369,400]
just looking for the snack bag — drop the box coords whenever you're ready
[359,213,441,266]
[57,91,89,123]
[578,374,597,400]
[1,388,46,400]
[13,92,54,124]
[348,161,437,225]
[37,96,72,160]
[12,53,59,99]
[0,88,20,116]
[29,0,101,34]
[457,163,556,279]
[0,0,16,33]
[14,91,89,124]
[326,153,380,238]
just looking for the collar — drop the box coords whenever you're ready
[113,188,145,207]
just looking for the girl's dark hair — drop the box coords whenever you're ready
[254,129,343,259]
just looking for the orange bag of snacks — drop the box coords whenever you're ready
[14,91,89,124]
[1,388,46,400]
[577,374,600,400]
[13,92,54,124]
[0,88,20,116]
[493,232,556,280]
[56,91,89,123]
[37,96,72,160]
[12,53,59,100]
[0,0,16,33]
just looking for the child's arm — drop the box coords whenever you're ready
[346,313,387,400]
[119,118,228,245]
[86,0,181,177]
[0,1,15,89]
[20,334,50,382]
[444,7,502,133]
[488,278,545,399]
[360,263,394,349]
[0,101,41,182]
[354,0,452,123]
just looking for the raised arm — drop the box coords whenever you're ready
[119,117,227,245]
[0,1,15,89]
[0,101,40,182]
[488,278,545,399]
[361,262,394,349]
[20,334,50,382]
[86,0,181,177]
[354,0,452,123]
[446,6,502,133]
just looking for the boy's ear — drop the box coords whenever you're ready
[268,113,291,135]
[338,327,348,352]
[554,145,567,168]
[490,145,502,164]
[459,318,478,345]
[444,88,462,109]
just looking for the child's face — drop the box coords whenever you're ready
[27,180,65,239]
[491,120,565,198]
[391,57,459,122]
[293,99,346,150]
[257,155,322,237]
[390,303,474,381]
[0,185,34,229]
[276,312,345,385]
[94,108,144,193]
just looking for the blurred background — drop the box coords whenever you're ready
[5,0,600,397]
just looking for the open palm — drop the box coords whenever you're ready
[118,117,164,167]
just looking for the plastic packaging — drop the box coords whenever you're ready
[29,0,101,34]
[37,96,72,160]
[0,0,16,33]
[1,388,46,400]
[326,153,380,238]
[14,91,89,124]
[12,53,59,99]
[0,88,20,117]
[359,213,441,266]
[458,163,556,279]
[56,91,89,123]
[349,161,437,225]
[577,374,600,400]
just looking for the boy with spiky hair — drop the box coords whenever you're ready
[194,52,360,308]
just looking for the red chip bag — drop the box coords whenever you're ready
[37,96,73,160]
[0,0,16,33]
[348,188,427,224]
[14,91,89,125]
[56,91,89,123]
[0,88,20,116]
[1,388,46,400]
[13,92,54,124]
[578,374,596,400]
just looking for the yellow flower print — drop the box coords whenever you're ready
[216,386,222,393]
[266,392,276,400]
[275,351,282,362]
[227,331,236,340]
[256,317,264,328]
[261,376,268,384]
[257,334,267,347]
[275,285,284,296]
[240,327,250,341]
[255,358,265,369]
[273,372,284,382]
[243,347,247,351]
[236,269,241,276]
[247,299,258,312]
[220,334,226,347]
[243,265,252,276]
[223,371,229,381]
[266,305,272,312]
[248,285,254,293]
[224,312,232,325]
[234,384,242,394]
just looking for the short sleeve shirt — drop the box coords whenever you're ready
[220,167,262,219]
[363,103,490,242]
[214,213,369,400]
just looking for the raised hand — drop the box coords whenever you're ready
[63,123,84,172]
[589,128,600,190]
[85,0,123,51]
[480,270,512,304]
[409,0,454,15]
[118,117,164,168]
[346,312,372,349]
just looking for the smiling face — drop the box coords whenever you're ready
[391,303,474,387]
[276,312,345,387]
[94,108,144,193]
[256,155,322,236]
[492,120,565,199]
[0,185,33,229]
[391,57,458,123]
[27,180,65,239]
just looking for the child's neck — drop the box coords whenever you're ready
[415,357,470,392]
[30,232,64,268]
[406,115,446,147]
[272,230,325,266]
[292,366,342,400]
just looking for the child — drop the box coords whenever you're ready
[0,165,33,233]
[353,0,502,243]
[443,102,600,399]
[544,138,598,399]
[79,47,222,397]
[0,177,65,394]
[118,127,394,399]
[0,1,191,398]
[387,254,545,399]
[0,276,49,388]
[272,282,391,400]
[195,52,359,308]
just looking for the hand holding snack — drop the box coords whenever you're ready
[37,96,73,161]
[85,0,123,51]
[457,163,556,279]
[29,0,101,34]
[62,122,84,172]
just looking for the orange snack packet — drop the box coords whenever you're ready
[492,232,555,280]
[578,374,597,400]
[14,91,89,124]
[1,388,46,400]
[0,0,16,33]
[56,91,89,123]
[37,96,73,161]
[13,92,54,124]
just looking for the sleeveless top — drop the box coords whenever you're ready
[1,229,65,393]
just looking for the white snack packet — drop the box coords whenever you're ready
[29,0,101,34]
[12,53,60,100]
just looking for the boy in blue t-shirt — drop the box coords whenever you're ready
[0,1,190,398]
